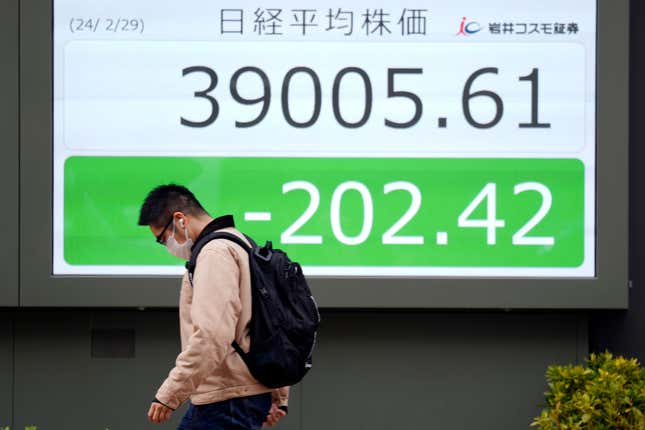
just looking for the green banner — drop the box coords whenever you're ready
[64,157,584,267]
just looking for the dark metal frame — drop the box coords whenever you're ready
[18,0,629,308]
[0,0,19,306]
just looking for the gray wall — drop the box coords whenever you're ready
[1,309,586,430]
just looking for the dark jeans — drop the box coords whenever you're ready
[176,392,272,430]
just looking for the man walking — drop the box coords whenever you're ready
[138,184,289,429]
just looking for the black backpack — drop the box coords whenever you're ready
[186,231,320,388]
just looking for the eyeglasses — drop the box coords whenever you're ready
[155,217,174,245]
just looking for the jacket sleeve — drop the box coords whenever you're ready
[155,246,242,410]
[271,386,290,407]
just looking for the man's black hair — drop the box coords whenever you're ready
[138,184,208,227]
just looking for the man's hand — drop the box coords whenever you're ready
[263,403,287,427]
[147,402,173,424]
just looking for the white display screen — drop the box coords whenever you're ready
[53,0,596,277]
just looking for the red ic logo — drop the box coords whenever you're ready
[456,17,481,36]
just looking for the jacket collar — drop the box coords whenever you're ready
[191,214,235,251]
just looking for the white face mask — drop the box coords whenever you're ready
[165,220,193,260]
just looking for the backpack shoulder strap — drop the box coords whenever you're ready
[185,231,254,286]
[210,232,254,254]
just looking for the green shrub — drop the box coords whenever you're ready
[531,351,645,429]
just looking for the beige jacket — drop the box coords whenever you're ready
[155,226,289,410]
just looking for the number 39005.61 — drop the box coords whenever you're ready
[181,66,550,130]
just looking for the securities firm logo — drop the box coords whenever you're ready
[456,17,481,35]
